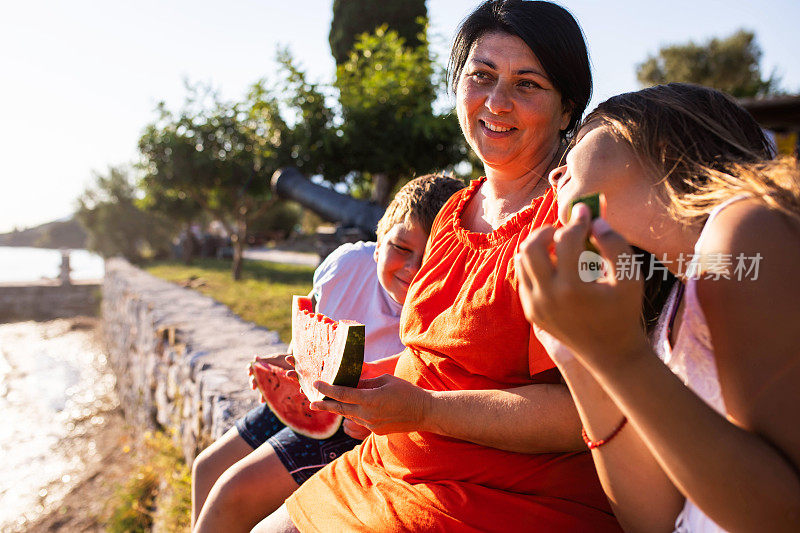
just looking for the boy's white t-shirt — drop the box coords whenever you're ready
[312,241,405,363]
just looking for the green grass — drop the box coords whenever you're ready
[145,258,315,342]
[106,468,157,533]
[107,431,191,533]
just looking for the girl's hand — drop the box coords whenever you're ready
[310,374,432,436]
[515,203,650,373]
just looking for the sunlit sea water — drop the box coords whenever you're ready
[0,247,104,283]
[0,318,116,529]
[0,249,112,529]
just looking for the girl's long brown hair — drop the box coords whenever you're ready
[583,83,800,230]
[582,83,800,333]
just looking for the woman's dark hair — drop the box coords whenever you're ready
[448,0,592,138]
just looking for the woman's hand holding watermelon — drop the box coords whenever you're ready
[282,354,387,440]
[310,374,432,436]
[312,371,585,453]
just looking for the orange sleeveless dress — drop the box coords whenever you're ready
[285,179,620,532]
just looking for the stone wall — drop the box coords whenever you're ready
[102,258,286,463]
[0,280,100,322]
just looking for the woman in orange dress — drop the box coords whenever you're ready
[255,1,620,531]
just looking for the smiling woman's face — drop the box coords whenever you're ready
[456,31,570,178]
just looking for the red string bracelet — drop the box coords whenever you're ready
[581,417,628,449]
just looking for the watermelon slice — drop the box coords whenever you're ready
[248,359,342,439]
[291,295,365,403]
[571,192,606,253]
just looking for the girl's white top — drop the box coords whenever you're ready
[652,197,749,533]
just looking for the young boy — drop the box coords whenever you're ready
[192,174,465,531]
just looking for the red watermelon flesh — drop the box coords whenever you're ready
[248,359,342,439]
[292,295,365,403]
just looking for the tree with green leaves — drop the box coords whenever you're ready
[636,29,779,98]
[275,49,343,180]
[139,82,293,279]
[329,0,427,66]
[333,26,464,205]
[138,103,206,264]
[76,166,172,263]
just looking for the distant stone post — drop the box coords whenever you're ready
[59,250,72,285]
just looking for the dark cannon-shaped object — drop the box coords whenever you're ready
[271,167,385,239]
[271,168,386,257]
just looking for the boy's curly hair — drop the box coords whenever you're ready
[376,174,466,241]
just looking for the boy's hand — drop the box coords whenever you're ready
[249,354,295,396]
[360,354,401,380]
[284,355,299,383]
[250,353,293,370]
[342,419,372,440]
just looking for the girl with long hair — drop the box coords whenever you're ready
[516,82,800,532]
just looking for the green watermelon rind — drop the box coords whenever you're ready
[250,360,342,440]
[331,322,365,391]
[313,321,364,400]
[570,192,604,254]
[570,192,602,220]
[292,295,365,404]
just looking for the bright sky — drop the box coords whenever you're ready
[1,0,798,233]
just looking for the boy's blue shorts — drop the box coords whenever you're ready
[235,403,361,485]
